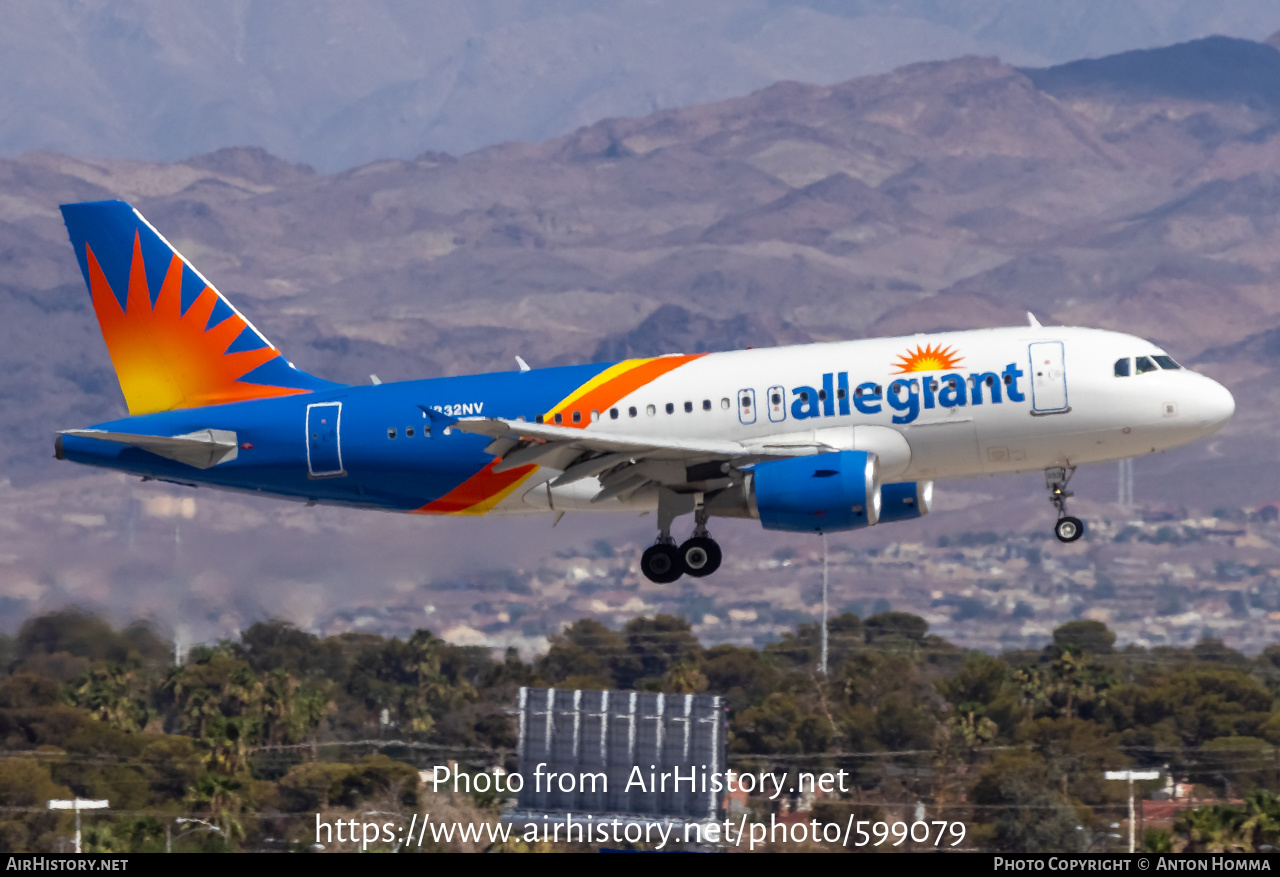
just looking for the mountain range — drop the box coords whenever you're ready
[2,33,1280,642]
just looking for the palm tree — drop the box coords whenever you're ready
[185,772,245,842]
[1240,789,1280,851]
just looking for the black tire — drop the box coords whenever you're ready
[1055,516,1085,543]
[641,543,683,583]
[679,537,722,578]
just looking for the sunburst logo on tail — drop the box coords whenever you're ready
[85,232,304,415]
[892,343,964,374]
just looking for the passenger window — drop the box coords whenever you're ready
[771,392,782,405]
[798,391,809,402]
[836,388,846,400]
[665,402,675,414]
[572,411,581,423]
[406,427,414,437]
[590,410,599,422]
[1114,358,1130,377]
[646,404,656,416]
[554,412,563,424]
[1153,355,1181,370]
[609,408,619,420]
[1135,356,1157,374]
[702,399,711,411]
[684,401,693,413]
[387,428,397,439]
[740,394,751,409]
[1001,375,1011,385]
[629,406,637,418]
[818,389,827,401]
[721,398,731,410]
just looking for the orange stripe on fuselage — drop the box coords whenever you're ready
[414,353,705,515]
[545,354,706,425]
[412,459,538,516]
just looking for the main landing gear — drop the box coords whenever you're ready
[1045,466,1084,543]
[641,506,722,583]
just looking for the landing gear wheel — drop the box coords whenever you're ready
[641,543,683,584]
[679,537,722,578]
[1055,516,1084,543]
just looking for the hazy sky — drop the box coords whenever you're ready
[2,0,1278,170]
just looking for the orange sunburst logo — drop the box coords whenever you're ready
[892,343,964,374]
[86,232,304,415]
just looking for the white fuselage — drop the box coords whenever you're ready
[512,326,1234,514]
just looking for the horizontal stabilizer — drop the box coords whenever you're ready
[59,428,239,469]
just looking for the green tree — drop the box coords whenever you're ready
[972,752,1084,853]
[622,615,700,687]
[65,663,152,733]
[1052,621,1115,656]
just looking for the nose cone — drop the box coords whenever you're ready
[1199,379,1235,432]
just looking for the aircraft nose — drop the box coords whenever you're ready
[1199,378,1235,430]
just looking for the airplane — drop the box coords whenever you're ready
[53,200,1235,584]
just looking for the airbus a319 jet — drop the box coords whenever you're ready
[54,201,1235,583]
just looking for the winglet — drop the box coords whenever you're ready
[1027,312,1043,328]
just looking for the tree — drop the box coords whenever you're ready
[621,615,700,687]
[732,692,831,754]
[863,612,929,647]
[1175,805,1248,853]
[185,771,245,842]
[0,759,72,852]
[66,664,152,733]
[1051,621,1116,656]
[973,752,1085,853]
[537,619,625,687]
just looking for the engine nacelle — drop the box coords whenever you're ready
[749,450,881,533]
[877,481,933,523]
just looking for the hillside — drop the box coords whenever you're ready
[2,36,1280,646]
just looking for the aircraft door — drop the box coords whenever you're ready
[767,386,786,423]
[306,402,346,477]
[1028,341,1069,415]
[737,388,757,425]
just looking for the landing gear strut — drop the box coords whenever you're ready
[1046,466,1084,543]
[640,493,723,583]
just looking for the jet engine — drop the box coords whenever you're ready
[876,481,933,523]
[734,450,881,533]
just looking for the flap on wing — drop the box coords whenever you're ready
[452,416,756,458]
[60,428,239,469]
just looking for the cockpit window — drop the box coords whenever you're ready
[1114,358,1130,377]
[1153,355,1181,370]
[1135,356,1158,374]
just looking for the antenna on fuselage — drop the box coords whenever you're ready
[1027,312,1043,328]
[515,356,531,372]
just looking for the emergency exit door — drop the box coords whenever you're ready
[306,402,346,477]
[1028,341,1069,415]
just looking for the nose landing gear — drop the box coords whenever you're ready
[1046,466,1084,543]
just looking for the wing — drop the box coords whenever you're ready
[450,415,822,503]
